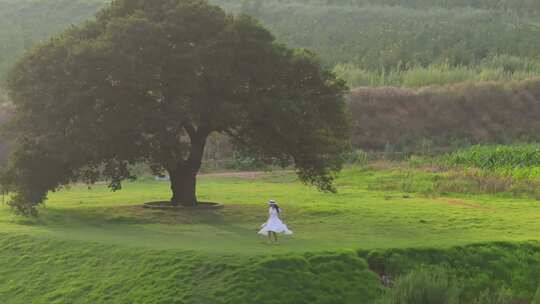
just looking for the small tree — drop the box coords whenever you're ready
[3,0,349,215]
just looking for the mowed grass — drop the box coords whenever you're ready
[1,166,539,255]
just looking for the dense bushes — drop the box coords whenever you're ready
[363,242,540,303]
[347,78,540,152]
[377,267,461,304]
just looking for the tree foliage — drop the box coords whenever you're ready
[2,0,349,215]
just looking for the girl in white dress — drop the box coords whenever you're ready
[258,200,293,243]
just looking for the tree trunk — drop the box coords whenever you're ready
[168,128,208,207]
[169,167,198,207]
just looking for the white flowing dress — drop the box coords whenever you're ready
[258,207,293,235]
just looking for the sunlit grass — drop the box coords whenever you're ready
[1,167,539,255]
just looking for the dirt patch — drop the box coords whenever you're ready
[444,199,487,210]
[199,170,293,180]
[367,161,408,171]
[142,201,223,210]
[198,171,267,179]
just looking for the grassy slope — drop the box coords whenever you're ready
[0,233,382,304]
[1,167,540,303]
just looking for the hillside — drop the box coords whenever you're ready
[347,78,540,152]
[0,0,104,80]
[2,0,540,87]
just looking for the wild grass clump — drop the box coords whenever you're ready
[362,243,540,304]
[532,287,540,304]
[473,288,517,304]
[378,266,461,304]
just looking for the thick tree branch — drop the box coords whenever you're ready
[183,124,196,139]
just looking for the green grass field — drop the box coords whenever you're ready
[1,165,540,303]
[2,167,539,254]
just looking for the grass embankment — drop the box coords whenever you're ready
[1,236,540,303]
[0,234,381,304]
[1,166,540,302]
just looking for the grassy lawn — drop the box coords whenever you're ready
[1,166,539,255]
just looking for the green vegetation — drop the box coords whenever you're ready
[370,244,540,303]
[234,0,540,68]
[438,144,540,179]
[0,0,104,80]
[334,58,540,88]
[3,0,540,88]
[247,0,540,15]
[2,0,540,302]
[0,233,381,304]
[377,267,461,304]
[1,166,540,303]
[3,168,538,252]
[230,0,540,87]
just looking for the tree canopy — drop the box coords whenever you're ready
[2,0,349,215]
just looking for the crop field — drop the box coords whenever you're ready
[438,144,540,178]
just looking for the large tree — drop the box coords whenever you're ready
[2,0,349,215]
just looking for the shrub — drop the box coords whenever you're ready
[347,80,540,152]
[378,266,461,304]
[362,243,540,303]
[473,288,515,304]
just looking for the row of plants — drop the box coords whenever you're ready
[334,55,540,88]
[437,144,540,179]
